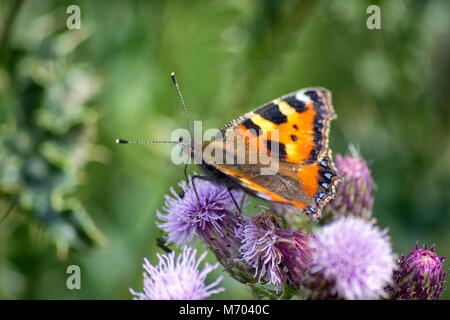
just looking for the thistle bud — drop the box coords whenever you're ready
[323,147,374,220]
[386,243,447,300]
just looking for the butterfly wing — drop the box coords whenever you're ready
[202,88,340,218]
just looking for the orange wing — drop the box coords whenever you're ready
[202,88,340,218]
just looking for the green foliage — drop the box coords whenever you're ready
[0,3,103,297]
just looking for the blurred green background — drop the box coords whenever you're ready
[0,0,449,299]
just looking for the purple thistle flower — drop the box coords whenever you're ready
[157,175,243,247]
[130,246,224,300]
[276,228,314,290]
[238,213,284,289]
[324,146,374,220]
[304,216,395,299]
[157,176,256,284]
[385,243,447,300]
[237,210,314,292]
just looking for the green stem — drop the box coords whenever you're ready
[247,283,279,300]
[279,283,298,300]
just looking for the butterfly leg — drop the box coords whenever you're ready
[239,193,247,211]
[227,187,242,214]
[189,173,242,215]
[190,175,210,215]
[184,162,203,214]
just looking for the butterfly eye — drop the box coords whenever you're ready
[179,137,184,143]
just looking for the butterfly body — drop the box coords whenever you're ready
[183,87,340,219]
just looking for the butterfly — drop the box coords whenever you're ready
[118,74,340,219]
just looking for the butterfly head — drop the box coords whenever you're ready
[178,136,192,157]
[178,136,203,161]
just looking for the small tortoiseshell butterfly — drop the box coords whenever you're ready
[117,74,340,219]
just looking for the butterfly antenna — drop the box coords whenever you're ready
[171,72,193,137]
[170,73,202,214]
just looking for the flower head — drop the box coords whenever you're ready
[305,216,395,299]
[157,175,243,247]
[237,210,314,291]
[157,176,255,284]
[386,243,447,300]
[324,146,374,220]
[130,246,224,300]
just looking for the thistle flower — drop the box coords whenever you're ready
[157,175,243,247]
[157,176,256,284]
[237,210,314,291]
[385,243,447,300]
[304,216,395,299]
[130,246,224,300]
[324,146,374,220]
